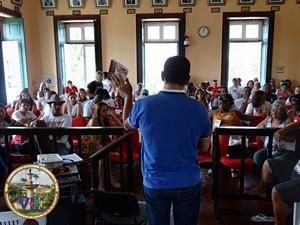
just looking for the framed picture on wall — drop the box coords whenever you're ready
[238,0,254,4]
[208,0,225,5]
[179,0,195,6]
[96,0,110,7]
[11,0,23,6]
[41,0,56,9]
[267,0,284,4]
[123,0,139,7]
[69,0,84,8]
[151,0,167,7]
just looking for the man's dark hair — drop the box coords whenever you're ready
[163,56,190,86]
[94,87,105,96]
[67,80,72,84]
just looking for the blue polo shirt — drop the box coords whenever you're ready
[128,90,211,189]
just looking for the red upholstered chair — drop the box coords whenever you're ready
[110,129,140,163]
[198,149,212,169]
[247,118,265,151]
[218,135,254,170]
[71,117,87,149]
[7,109,14,118]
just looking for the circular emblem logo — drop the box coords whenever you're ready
[4,164,59,219]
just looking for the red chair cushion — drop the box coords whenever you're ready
[10,154,37,163]
[11,135,29,145]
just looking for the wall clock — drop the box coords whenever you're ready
[198,26,209,37]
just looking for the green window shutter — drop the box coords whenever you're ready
[5,18,28,88]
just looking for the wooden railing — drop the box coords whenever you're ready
[0,127,136,192]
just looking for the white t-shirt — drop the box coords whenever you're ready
[245,101,272,117]
[41,113,72,149]
[102,79,115,97]
[234,97,251,111]
[83,99,96,118]
[12,111,37,124]
[228,86,244,100]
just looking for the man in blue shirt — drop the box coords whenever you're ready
[112,56,211,225]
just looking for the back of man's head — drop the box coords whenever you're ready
[163,56,190,86]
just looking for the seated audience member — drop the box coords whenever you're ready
[0,104,24,183]
[64,80,78,94]
[102,72,115,98]
[37,87,50,111]
[185,82,196,98]
[206,92,213,110]
[62,92,83,118]
[33,94,72,155]
[12,99,37,126]
[270,78,277,94]
[246,90,272,118]
[40,90,56,118]
[200,81,210,92]
[211,86,234,110]
[194,87,212,117]
[78,88,89,107]
[237,77,243,87]
[86,71,104,99]
[83,88,105,122]
[15,89,37,114]
[286,86,300,105]
[132,83,143,102]
[285,79,293,94]
[102,89,114,107]
[250,81,261,99]
[287,94,300,121]
[263,83,277,104]
[228,78,244,100]
[276,83,291,101]
[140,89,149,98]
[212,94,263,177]
[247,80,254,90]
[253,100,295,175]
[207,79,221,99]
[246,122,300,225]
[37,82,48,100]
[234,86,251,113]
[82,102,122,190]
[112,95,124,120]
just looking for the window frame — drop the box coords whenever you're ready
[136,13,186,84]
[53,15,102,94]
[144,22,179,43]
[65,22,94,44]
[229,20,263,43]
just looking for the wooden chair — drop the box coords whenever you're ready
[0,211,47,225]
[91,188,147,225]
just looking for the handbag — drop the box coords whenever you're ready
[227,145,246,159]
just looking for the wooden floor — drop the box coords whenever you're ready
[0,166,294,225]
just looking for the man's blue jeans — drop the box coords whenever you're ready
[143,182,201,225]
